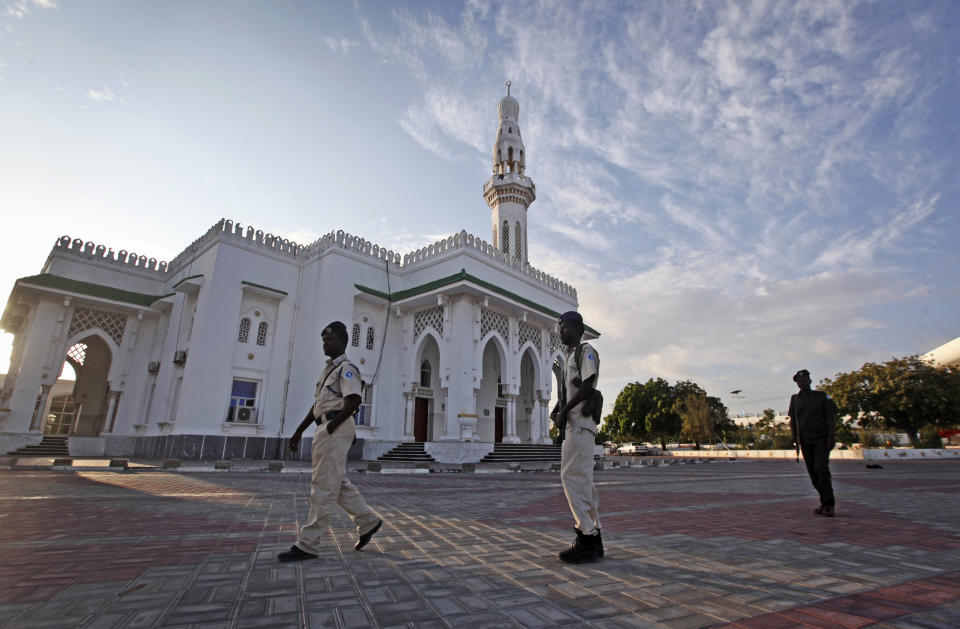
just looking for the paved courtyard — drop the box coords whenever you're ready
[0,459,958,628]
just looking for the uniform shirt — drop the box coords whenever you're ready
[788,390,836,440]
[313,354,362,418]
[563,342,599,431]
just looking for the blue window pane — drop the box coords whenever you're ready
[231,380,257,398]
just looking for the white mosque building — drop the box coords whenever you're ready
[0,86,597,463]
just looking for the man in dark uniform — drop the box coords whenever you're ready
[788,369,838,516]
[278,321,382,562]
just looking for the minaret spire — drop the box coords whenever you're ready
[483,83,536,266]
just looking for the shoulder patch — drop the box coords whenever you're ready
[344,370,354,379]
[587,353,595,361]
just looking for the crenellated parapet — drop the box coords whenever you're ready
[50,218,577,300]
[304,229,403,265]
[53,235,168,273]
[401,231,576,299]
[303,228,575,298]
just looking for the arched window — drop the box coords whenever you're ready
[515,222,522,260]
[256,321,268,346]
[365,326,375,350]
[351,323,361,347]
[238,318,250,343]
[420,360,431,388]
[501,221,509,254]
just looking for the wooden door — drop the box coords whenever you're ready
[495,407,504,443]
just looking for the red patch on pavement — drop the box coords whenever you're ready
[493,490,960,550]
[721,570,960,628]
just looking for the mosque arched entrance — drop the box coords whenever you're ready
[413,333,441,442]
[56,334,114,437]
[518,348,539,443]
[477,337,506,443]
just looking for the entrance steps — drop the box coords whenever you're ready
[377,442,436,463]
[8,436,70,457]
[480,443,561,463]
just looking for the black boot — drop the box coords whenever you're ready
[595,529,604,558]
[558,529,602,564]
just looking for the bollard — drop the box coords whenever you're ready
[268,461,283,472]
[366,461,382,473]
[461,462,476,473]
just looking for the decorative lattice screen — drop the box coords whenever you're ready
[68,308,127,345]
[549,332,563,355]
[413,307,443,340]
[66,342,87,366]
[480,308,509,341]
[518,321,541,353]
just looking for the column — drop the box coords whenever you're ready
[29,384,53,431]
[105,391,123,433]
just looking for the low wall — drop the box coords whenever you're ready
[661,448,960,460]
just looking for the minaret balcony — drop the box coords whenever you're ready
[483,173,536,195]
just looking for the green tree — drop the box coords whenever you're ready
[675,391,711,448]
[821,356,960,448]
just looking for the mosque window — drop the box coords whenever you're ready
[515,222,522,260]
[351,323,361,347]
[420,360,432,388]
[502,221,509,254]
[256,322,268,346]
[238,318,250,343]
[366,326,375,351]
[227,378,259,423]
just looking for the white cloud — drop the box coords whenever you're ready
[85,86,123,103]
[322,36,360,54]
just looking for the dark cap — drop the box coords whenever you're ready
[558,311,583,325]
[322,321,349,343]
[793,369,810,382]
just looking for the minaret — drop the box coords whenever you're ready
[484,81,536,266]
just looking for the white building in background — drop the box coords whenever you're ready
[0,86,598,462]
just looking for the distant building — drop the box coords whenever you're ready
[0,86,597,461]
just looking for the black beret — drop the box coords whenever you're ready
[322,321,349,342]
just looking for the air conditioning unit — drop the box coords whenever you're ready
[172,350,188,365]
[236,407,255,422]
[147,361,160,374]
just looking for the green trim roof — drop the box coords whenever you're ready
[15,274,164,307]
[355,269,600,336]
[241,280,288,295]
[171,274,204,289]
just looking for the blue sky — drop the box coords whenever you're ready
[1,0,958,417]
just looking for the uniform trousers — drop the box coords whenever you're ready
[799,437,835,507]
[296,419,380,554]
[560,421,601,535]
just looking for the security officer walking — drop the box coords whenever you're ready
[552,311,604,563]
[278,321,383,562]
[788,369,838,517]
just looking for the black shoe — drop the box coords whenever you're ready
[595,529,604,558]
[277,545,317,562]
[355,519,382,551]
[558,529,602,564]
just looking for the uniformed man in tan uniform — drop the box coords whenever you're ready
[278,321,383,562]
[552,311,604,563]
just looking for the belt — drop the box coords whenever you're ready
[315,411,340,426]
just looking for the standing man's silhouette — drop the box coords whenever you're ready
[788,369,838,517]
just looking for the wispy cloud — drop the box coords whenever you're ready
[322,35,360,54]
[85,86,124,103]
